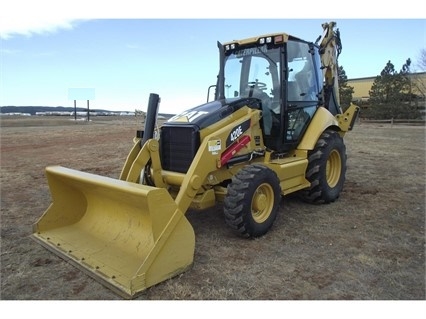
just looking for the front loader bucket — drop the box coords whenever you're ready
[32,166,195,298]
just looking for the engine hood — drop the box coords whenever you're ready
[165,97,261,130]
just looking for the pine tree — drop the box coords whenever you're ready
[367,60,420,119]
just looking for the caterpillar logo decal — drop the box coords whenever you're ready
[226,120,250,147]
[168,110,209,123]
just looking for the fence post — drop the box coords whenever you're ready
[74,100,77,120]
[87,100,90,121]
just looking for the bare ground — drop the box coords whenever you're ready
[1,116,425,301]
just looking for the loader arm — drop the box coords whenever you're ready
[121,106,263,216]
[120,138,166,188]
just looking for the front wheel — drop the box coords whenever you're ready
[300,130,347,203]
[224,164,281,238]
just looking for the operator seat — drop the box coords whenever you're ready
[294,64,316,101]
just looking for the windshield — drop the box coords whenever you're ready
[224,45,281,104]
[222,44,281,135]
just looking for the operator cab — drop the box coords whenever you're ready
[217,34,323,152]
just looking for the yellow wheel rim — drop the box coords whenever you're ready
[251,183,274,223]
[326,149,341,188]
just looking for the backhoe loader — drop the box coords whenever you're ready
[32,21,359,298]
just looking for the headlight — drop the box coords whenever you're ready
[225,43,236,51]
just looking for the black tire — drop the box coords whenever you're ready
[224,164,281,238]
[300,130,347,203]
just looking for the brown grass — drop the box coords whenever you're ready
[1,116,425,301]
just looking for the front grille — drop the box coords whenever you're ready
[160,126,200,173]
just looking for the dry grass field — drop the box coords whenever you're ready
[1,115,425,306]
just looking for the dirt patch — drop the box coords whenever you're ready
[1,116,425,300]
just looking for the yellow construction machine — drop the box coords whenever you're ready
[32,21,359,298]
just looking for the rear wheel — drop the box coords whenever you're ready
[224,164,281,238]
[300,130,347,203]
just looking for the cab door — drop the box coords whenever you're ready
[283,40,321,148]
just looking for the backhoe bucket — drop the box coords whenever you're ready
[32,166,195,298]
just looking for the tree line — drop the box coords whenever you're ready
[338,48,426,119]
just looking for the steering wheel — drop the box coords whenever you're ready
[247,81,267,91]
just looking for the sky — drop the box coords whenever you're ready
[1,1,425,115]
